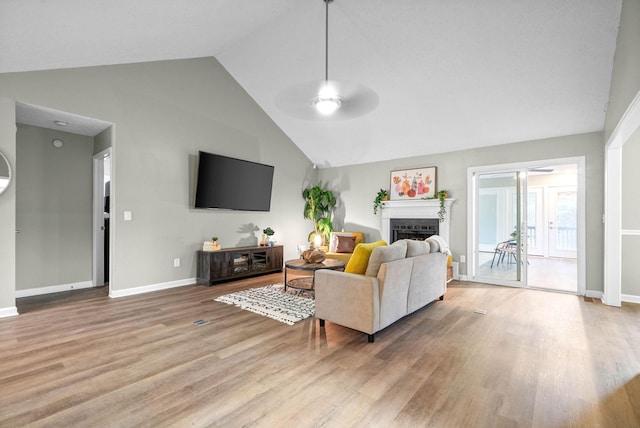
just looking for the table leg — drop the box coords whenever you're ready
[284,267,288,291]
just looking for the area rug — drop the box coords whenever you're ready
[214,284,314,325]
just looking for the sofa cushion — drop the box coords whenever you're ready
[345,240,387,275]
[335,235,357,253]
[329,232,364,253]
[405,239,431,257]
[365,240,408,277]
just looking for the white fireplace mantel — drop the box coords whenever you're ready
[381,199,454,245]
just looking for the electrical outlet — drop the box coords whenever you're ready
[173,258,180,268]
[460,255,466,263]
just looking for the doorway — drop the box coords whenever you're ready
[93,148,111,288]
[467,158,585,294]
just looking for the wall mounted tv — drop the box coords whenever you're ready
[194,151,274,211]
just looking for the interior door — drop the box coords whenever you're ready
[548,186,577,258]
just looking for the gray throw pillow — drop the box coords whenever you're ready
[365,240,407,277]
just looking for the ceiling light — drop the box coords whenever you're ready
[314,96,341,115]
[316,0,340,115]
[54,120,68,126]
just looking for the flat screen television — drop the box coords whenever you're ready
[194,151,274,211]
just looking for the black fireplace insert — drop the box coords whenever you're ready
[390,218,439,243]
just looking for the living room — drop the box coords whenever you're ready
[0,0,639,425]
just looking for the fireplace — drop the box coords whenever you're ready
[390,218,439,243]
[381,199,453,246]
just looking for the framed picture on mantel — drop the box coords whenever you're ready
[390,166,436,200]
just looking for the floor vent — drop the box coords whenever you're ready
[193,320,209,326]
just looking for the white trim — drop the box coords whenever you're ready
[604,90,640,307]
[622,294,640,304]
[585,289,604,302]
[621,229,640,235]
[15,281,94,298]
[0,307,19,318]
[606,91,640,150]
[109,278,196,298]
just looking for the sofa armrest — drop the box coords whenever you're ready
[314,269,380,335]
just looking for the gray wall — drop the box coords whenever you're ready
[605,0,640,298]
[319,132,605,293]
[16,125,93,290]
[0,58,314,302]
[0,98,17,312]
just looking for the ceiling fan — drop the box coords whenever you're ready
[274,0,378,121]
[528,167,555,173]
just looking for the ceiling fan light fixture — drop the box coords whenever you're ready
[314,96,341,115]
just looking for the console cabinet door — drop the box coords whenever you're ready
[250,249,268,272]
[231,250,251,276]
[266,246,283,270]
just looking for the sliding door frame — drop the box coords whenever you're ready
[467,157,586,295]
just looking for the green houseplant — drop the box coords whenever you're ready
[436,190,449,222]
[302,182,337,246]
[373,188,389,215]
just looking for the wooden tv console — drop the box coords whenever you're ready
[196,245,283,285]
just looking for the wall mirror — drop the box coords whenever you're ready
[0,151,11,196]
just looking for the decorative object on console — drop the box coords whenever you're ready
[301,248,326,264]
[390,166,436,200]
[204,236,221,251]
[261,227,275,246]
[302,181,337,247]
[373,188,389,214]
[203,237,220,251]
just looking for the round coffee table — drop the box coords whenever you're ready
[284,258,345,291]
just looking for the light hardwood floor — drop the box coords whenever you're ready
[2,275,639,427]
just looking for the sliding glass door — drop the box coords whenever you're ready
[473,170,526,286]
[468,159,583,294]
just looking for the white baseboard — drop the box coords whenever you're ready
[0,306,19,318]
[109,278,196,298]
[15,281,94,298]
[621,293,640,304]
[585,290,604,302]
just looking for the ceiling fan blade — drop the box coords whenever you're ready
[275,80,378,121]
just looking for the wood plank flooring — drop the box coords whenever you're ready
[1,275,639,427]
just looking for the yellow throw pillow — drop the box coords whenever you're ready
[345,240,388,275]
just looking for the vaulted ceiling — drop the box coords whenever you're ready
[1,0,623,167]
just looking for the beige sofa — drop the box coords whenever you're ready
[314,237,448,342]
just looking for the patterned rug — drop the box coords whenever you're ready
[214,284,315,325]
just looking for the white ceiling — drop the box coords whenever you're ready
[1,0,623,168]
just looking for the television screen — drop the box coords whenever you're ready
[194,151,274,211]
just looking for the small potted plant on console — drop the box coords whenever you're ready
[262,227,275,246]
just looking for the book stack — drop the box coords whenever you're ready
[203,241,221,251]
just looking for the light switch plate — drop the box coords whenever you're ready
[124,211,132,221]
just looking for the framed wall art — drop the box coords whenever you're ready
[390,167,437,200]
